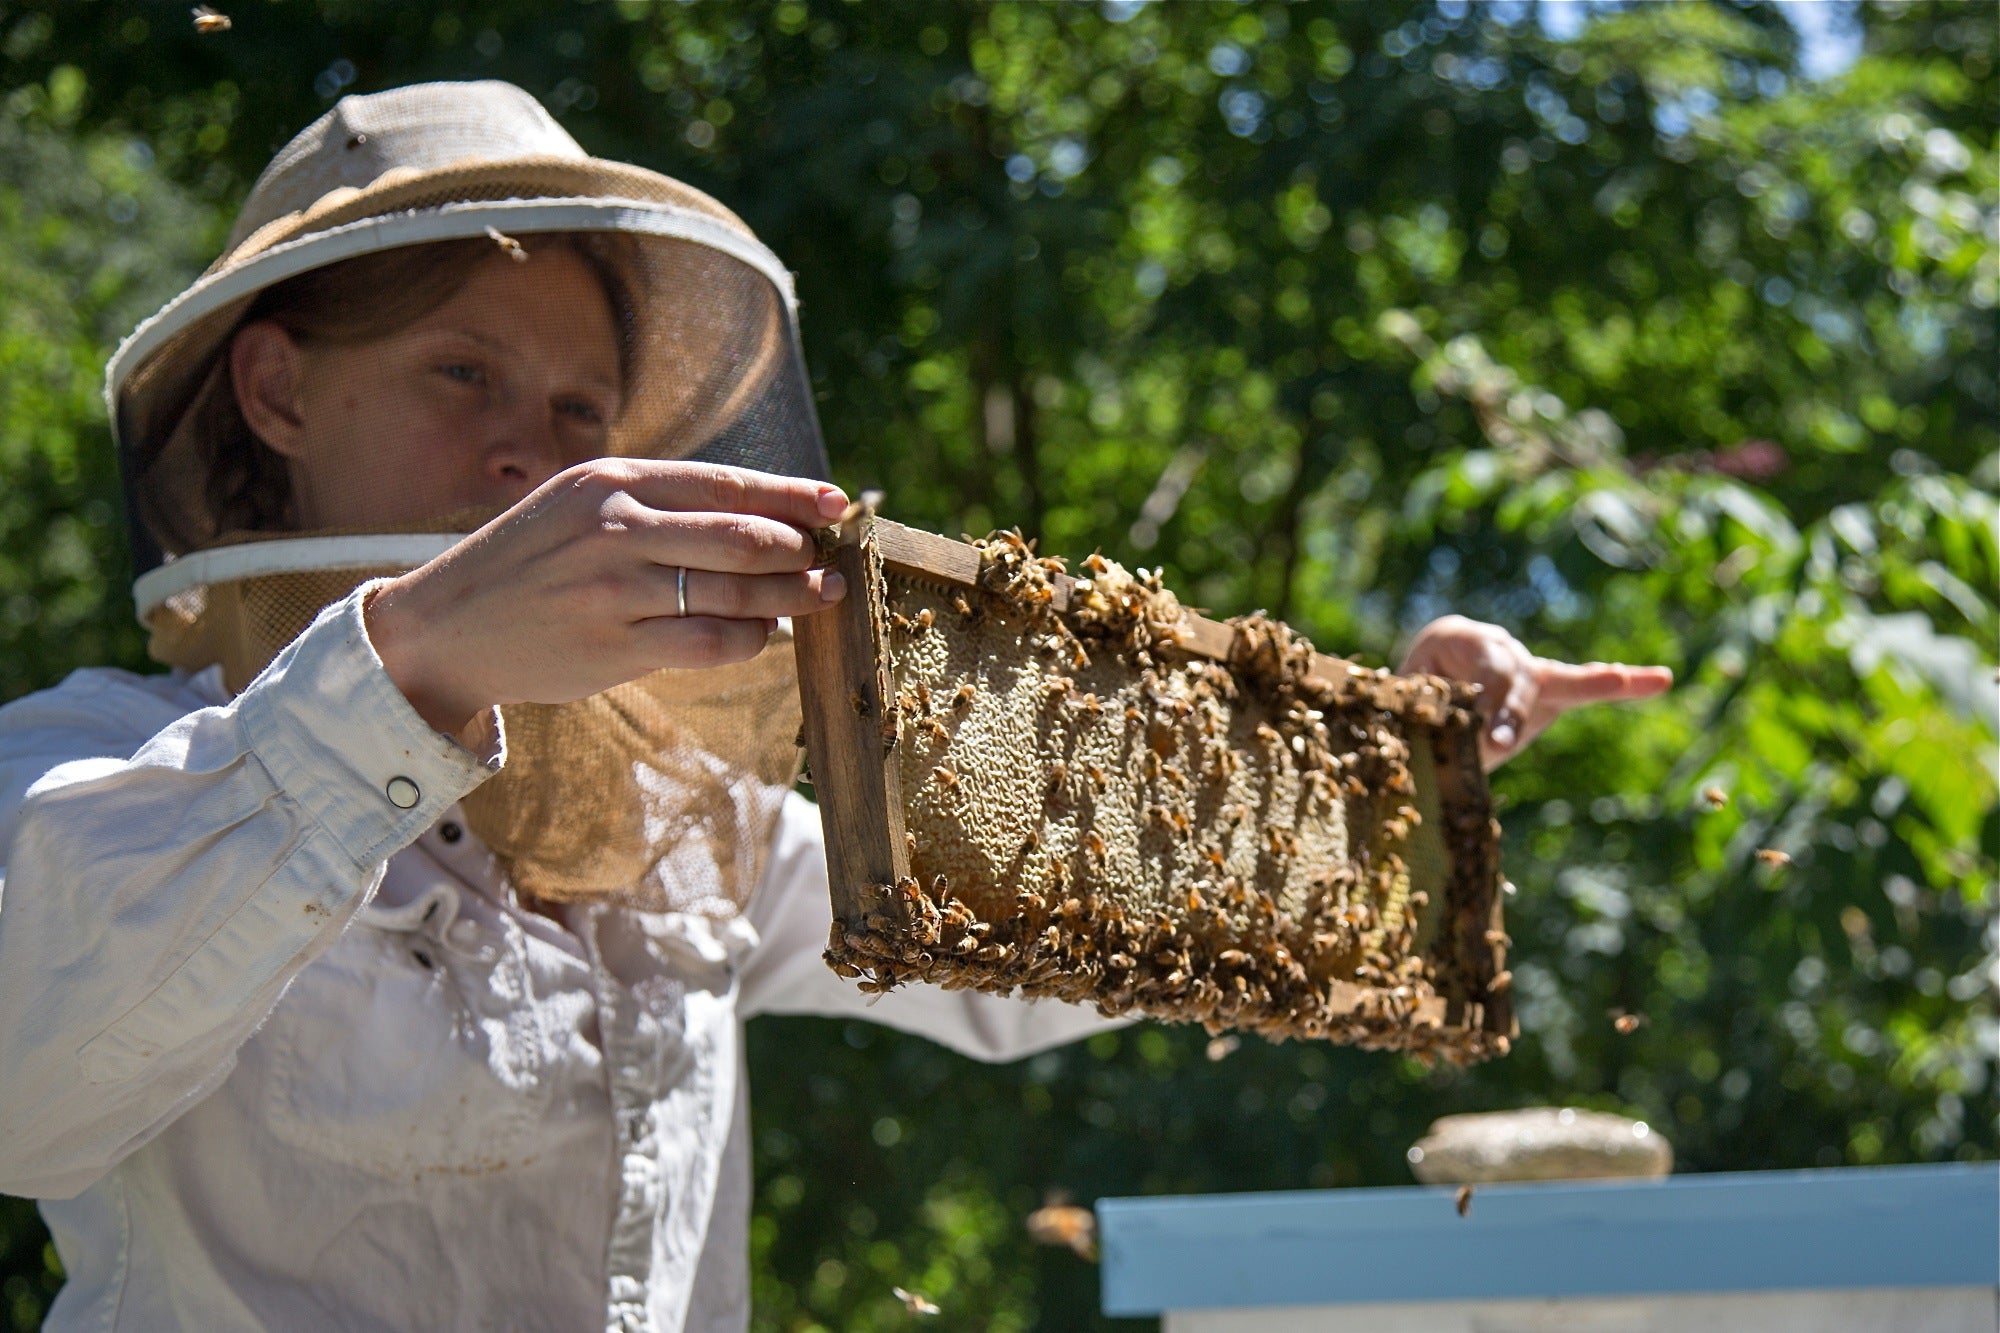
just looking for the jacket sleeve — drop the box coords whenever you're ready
[736,792,1129,1061]
[0,588,501,1199]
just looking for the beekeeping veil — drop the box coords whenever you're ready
[107,81,829,916]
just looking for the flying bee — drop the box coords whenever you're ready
[1455,1185,1474,1218]
[1755,848,1792,867]
[192,5,232,33]
[1612,1010,1647,1034]
[1205,1035,1241,1062]
[892,1286,940,1317]
[1025,1199,1099,1261]
[1701,786,1730,809]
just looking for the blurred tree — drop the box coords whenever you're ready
[0,1,1992,1330]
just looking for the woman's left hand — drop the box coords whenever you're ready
[1398,615,1673,771]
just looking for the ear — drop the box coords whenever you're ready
[230,321,308,458]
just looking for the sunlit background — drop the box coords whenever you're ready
[0,2,1993,1329]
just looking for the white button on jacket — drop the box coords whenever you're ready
[0,588,1118,1333]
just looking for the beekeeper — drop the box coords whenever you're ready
[0,81,1669,1333]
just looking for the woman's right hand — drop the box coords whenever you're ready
[365,459,849,736]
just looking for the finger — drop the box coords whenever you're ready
[1536,662,1675,704]
[638,509,823,574]
[629,614,779,671]
[1486,665,1538,758]
[613,460,848,529]
[660,567,846,621]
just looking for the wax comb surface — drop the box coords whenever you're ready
[795,516,1513,1063]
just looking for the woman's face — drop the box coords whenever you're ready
[231,245,623,530]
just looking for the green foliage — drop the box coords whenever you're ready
[0,2,1992,1330]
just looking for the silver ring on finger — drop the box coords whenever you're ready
[676,565,690,618]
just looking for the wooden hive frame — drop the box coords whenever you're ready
[794,514,1514,1062]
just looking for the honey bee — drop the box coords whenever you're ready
[915,682,933,712]
[1186,887,1204,912]
[1161,763,1187,789]
[1025,1200,1099,1261]
[1487,969,1513,994]
[1217,949,1250,967]
[892,1286,941,1317]
[950,594,973,618]
[1125,705,1144,723]
[1202,846,1227,870]
[1701,786,1730,809]
[1083,831,1107,860]
[849,689,869,715]
[1083,762,1108,790]
[1077,692,1105,717]
[1044,675,1074,698]
[1166,808,1192,836]
[1255,722,1282,746]
[922,718,951,744]
[1204,1035,1240,1062]
[1021,829,1042,853]
[192,5,232,33]
[484,225,530,263]
[1755,848,1792,867]
[890,611,912,632]
[1050,860,1071,890]
[915,607,936,631]
[953,682,977,710]
[1455,1185,1474,1218]
[933,763,959,791]
[1612,1010,1647,1034]
[1084,553,1110,575]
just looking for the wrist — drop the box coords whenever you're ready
[363,574,487,737]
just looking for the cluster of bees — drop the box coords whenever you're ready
[827,528,1510,1061]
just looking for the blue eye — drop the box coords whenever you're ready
[438,363,485,386]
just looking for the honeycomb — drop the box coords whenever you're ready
[808,522,1510,1063]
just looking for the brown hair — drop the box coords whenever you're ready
[181,232,636,540]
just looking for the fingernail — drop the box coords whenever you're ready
[817,488,849,520]
[1490,724,1516,749]
[819,571,847,602]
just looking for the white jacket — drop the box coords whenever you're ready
[0,589,1114,1333]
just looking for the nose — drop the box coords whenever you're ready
[479,403,572,501]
